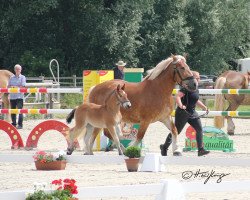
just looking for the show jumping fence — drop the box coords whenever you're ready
[0,87,249,149]
[0,87,249,199]
[1,87,250,94]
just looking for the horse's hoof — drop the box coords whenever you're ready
[160,144,167,156]
[66,151,72,155]
[83,152,90,155]
[105,146,114,152]
[173,151,182,156]
[228,132,234,136]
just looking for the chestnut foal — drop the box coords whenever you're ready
[66,84,131,155]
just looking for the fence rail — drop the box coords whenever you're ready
[26,76,83,87]
[1,88,250,94]
[0,88,82,94]
[0,109,250,116]
[172,89,250,94]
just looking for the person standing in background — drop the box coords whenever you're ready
[106,60,126,151]
[8,64,26,129]
[114,60,126,80]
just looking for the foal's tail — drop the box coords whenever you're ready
[66,108,76,124]
[214,77,226,128]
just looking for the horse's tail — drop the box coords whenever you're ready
[214,77,227,128]
[243,74,249,89]
[66,108,76,124]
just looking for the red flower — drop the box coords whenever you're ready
[51,178,78,195]
[51,179,62,185]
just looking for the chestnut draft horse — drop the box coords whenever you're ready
[214,70,250,135]
[0,70,13,121]
[66,84,131,155]
[88,54,196,155]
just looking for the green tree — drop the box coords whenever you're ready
[137,0,191,71]
[0,0,62,76]
[185,0,249,75]
[0,0,249,77]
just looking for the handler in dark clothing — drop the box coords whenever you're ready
[114,60,126,80]
[160,71,210,157]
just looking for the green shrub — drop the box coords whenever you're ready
[60,93,83,109]
[124,146,141,158]
[26,189,73,200]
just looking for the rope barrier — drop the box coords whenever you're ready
[172,89,250,94]
[0,88,249,94]
[0,87,82,93]
[2,109,249,116]
[0,109,72,114]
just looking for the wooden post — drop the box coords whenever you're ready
[49,93,54,119]
[39,76,45,82]
[73,75,77,87]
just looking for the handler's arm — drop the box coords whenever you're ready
[176,91,186,109]
[196,100,208,111]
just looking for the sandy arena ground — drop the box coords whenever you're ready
[0,117,249,200]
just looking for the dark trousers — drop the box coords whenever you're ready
[163,108,204,150]
[10,99,23,127]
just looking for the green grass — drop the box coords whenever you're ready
[205,99,250,111]
[237,105,250,111]
[195,99,250,118]
[60,93,83,109]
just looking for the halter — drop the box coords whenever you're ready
[115,89,130,106]
[172,59,195,90]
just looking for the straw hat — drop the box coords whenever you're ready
[116,60,127,66]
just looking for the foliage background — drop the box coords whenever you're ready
[0,0,249,77]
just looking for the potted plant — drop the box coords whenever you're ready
[33,150,67,170]
[26,178,78,200]
[124,146,141,172]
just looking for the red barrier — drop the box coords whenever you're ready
[25,120,80,150]
[0,120,24,149]
[0,120,80,150]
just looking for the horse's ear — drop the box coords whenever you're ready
[183,53,188,60]
[121,84,125,90]
[247,71,250,81]
[117,84,121,91]
[172,54,177,62]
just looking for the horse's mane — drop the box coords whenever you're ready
[144,55,186,80]
[104,88,116,105]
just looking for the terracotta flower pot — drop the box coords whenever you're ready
[124,158,140,172]
[35,160,67,170]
